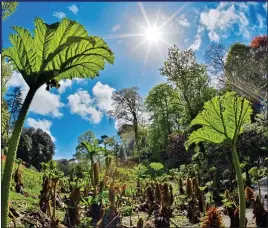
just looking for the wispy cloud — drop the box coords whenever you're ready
[53,12,66,19]
[188,26,204,51]
[200,3,250,42]
[68,4,79,15]
[257,14,264,29]
[264,2,267,12]
[112,24,121,32]
[176,15,190,28]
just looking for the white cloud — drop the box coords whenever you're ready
[67,89,103,124]
[201,5,237,31]
[92,82,115,112]
[58,79,72,94]
[67,82,116,124]
[68,4,79,15]
[189,35,202,51]
[8,72,64,118]
[257,14,264,29]
[188,26,204,51]
[200,3,250,42]
[176,15,190,28]
[112,24,121,32]
[236,2,248,11]
[53,12,66,19]
[7,71,28,90]
[264,2,267,12]
[117,40,123,44]
[208,31,220,42]
[26,118,56,142]
[31,85,64,117]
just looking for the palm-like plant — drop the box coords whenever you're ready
[185,92,253,228]
[2,17,114,227]
[80,139,103,195]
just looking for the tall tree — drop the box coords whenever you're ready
[1,60,13,152]
[1,101,10,152]
[6,86,23,137]
[108,87,143,162]
[17,127,55,170]
[77,130,96,145]
[2,17,114,227]
[160,46,216,125]
[74,130,96,162]
[145,83,180,158]
[1,59,13,95]
[205,36,268,104]
[1,2,18,20]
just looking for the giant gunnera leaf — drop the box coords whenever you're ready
[2,17,114,87]
[185,92,253,150]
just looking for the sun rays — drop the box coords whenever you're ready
[104,2,188,64]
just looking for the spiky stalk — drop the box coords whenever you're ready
[201,207,225,228]
[94,163,100,186]
[2,88,36,228]
[163,183,170,206]
[137,218,144,228]
[186,178,193,198]
[53,179,59,219]
[245,187,254,201]
[155,183,162,203]
[224,189,230,200]
[109,185,116,208]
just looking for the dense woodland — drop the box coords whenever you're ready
[1,2,268,228]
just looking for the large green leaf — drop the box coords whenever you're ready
[81,140,102,159]
[44,36,114,81]
[2,17,114,87]
[185,92,253,150]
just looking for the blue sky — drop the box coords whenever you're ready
[2,1,267,159]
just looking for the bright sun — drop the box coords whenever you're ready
[104,2,186,64]
[145,26,161,42]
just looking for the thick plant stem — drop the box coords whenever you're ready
[257,181,261,200]
[1,88,36,228]
[231,145,246,228]
[90,158,96,196]
[53,180,58,219]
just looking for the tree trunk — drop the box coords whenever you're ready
[231,145,246,228]
[133,113,140,163]
[2,87,36,228]
[164,95,171,134]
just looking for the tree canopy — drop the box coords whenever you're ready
[2,2,18,20]
[17,127,55,170]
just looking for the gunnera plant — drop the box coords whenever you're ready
[201,207,225,228]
